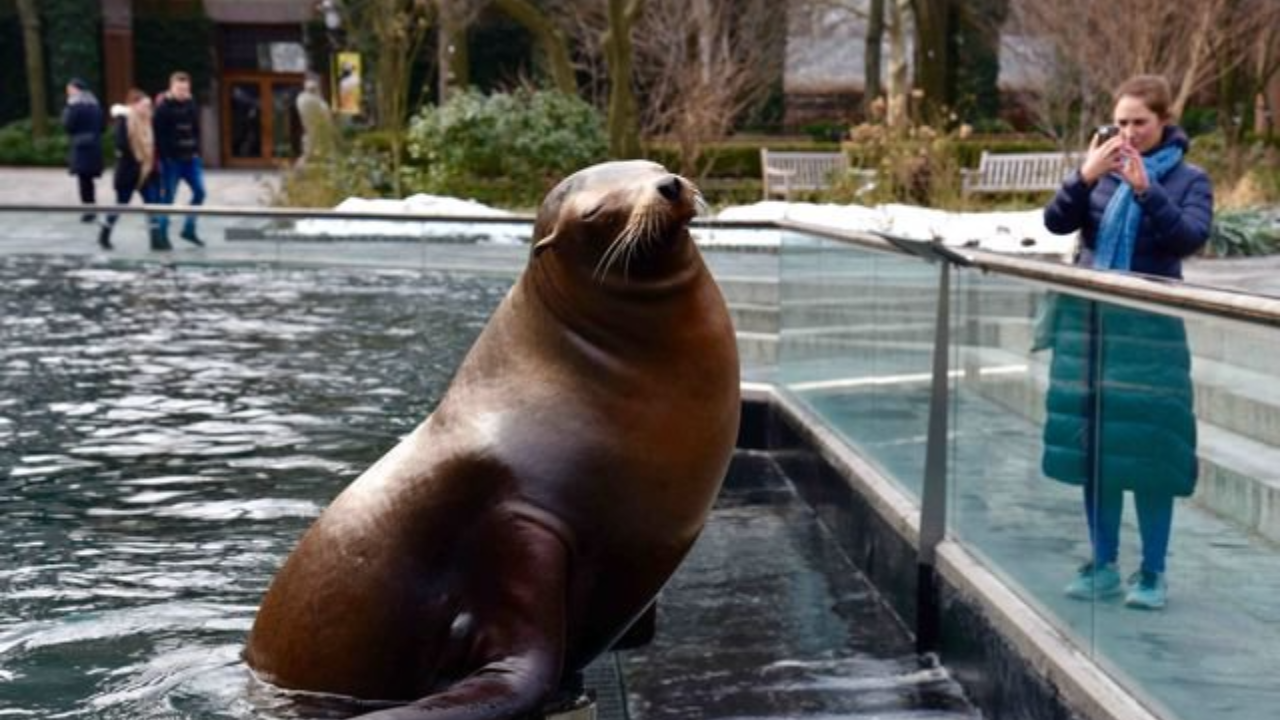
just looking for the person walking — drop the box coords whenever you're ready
[62,78,105,226]
[153,71,206,246]
[1041,74,1213,611]
[100,89,169,251]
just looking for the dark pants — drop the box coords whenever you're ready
[76,174,96,221]
[106,181,160,231]
[157,157,206,236]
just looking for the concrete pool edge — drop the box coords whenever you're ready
[739,381,1164,720]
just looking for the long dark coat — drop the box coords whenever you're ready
[62,93,105,177]
[1041,295,1198,497]
[112,118,157,194]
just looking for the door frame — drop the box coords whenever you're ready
[220,71,304,168]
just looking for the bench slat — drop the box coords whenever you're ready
[963,151,1081,195]
[761,149,851,200]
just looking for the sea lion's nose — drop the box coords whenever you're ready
[657,176,683,202]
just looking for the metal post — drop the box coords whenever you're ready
[917,259,951,652]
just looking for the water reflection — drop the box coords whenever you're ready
[0,255,509,718]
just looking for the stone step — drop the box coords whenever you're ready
[956,346,1280,544]
[728,302,779,334]
[716,275,777,305]
[736,331,778,368]
[985,318,1280,448]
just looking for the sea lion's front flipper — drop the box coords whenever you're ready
[355,504,573,720]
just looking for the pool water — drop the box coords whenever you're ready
[0,255,978,720]
[0,256,511,718]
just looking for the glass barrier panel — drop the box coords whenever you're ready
[778,231,938,499]
[690,223,782,382]
[947,271,1102,653]
[1090,294,1280,720]
[949,264,1280,720]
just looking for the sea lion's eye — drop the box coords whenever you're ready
[581,204,605,221]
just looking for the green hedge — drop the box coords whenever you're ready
[0,118,113,166]
[950,135,1063,167]
[404,88,608,207]
[638,135,1062,180]
[642,139,841,179]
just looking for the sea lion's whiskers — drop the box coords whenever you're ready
[596,219,637,281]
[626,208,657,277]
[595,235,626,280]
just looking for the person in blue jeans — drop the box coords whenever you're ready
[153,71,206,246]
[1040,75,1213,611]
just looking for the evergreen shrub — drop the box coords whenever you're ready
[404,88,607,207]
[0,118,112,167]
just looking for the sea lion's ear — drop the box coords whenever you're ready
[533,232,557,256]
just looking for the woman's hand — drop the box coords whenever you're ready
[1080,134,1125,185]
[1117,143,1150,195]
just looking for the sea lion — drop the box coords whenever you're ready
[244,160,741,719]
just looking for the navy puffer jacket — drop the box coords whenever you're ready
[1044,125,1213,279]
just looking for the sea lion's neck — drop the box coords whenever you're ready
[522,244,707,352]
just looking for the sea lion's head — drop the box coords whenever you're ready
[530,161,704,284]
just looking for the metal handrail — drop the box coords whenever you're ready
[0,203,538,224]
[770,218,1280,329]
[3,202,1278,328]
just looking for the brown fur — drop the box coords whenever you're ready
[244,161,740,720]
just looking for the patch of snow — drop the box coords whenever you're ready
[292,194,527,245]
[290,194,1076,256]
[709,200,1076,256]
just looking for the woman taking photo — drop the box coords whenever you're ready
[1041,74,1213,611]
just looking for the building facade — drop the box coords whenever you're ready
[101,0,322,168]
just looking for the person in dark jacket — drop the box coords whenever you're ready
[100,89,169,251]
[62,78,105,224]
[1041,75,1213,611]
[153,71,206,246]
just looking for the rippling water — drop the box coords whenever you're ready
[0,255,512,718]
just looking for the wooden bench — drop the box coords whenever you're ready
[761,149,860,200]
[961,151,1082,196]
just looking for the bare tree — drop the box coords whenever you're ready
[865,0,885,114]
[910,0,950,118]
[885,0,912,131]
[491,0,577,94]
[435,0,486,102]
[1012,0,1280,134]
[343,0,435,195]
[1251,32,1280,136]
[604,0,643,158]
[528,0,641,156]
[632,0,781,176]
[16,0,47,138]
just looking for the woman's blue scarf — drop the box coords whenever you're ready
[1093,144,1183,270]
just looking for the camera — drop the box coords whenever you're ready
[1095,124,1120,143]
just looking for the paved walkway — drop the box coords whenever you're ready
[0,166,279,207]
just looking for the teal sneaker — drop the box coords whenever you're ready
[1124,570,1167,611]
[1064,561,1123,600]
